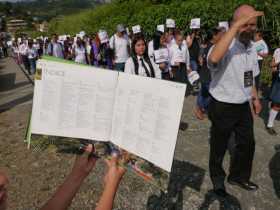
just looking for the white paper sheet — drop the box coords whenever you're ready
[111,73,186,172]
[154,48,169,64]
[31,60,118,141]
[190,18,201,29]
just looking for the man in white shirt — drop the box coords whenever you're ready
[47,34,64,59]
[207,4,263,197]
[254,31,269,91]
[19,40,30,74]
[109,24,130,72]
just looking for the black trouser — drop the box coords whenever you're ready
[208,97,255,190]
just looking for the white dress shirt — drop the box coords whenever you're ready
[124,56,162,79]
[169,42,190,68]
[109,34,129,63]
[208,39,260,104]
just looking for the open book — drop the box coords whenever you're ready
[31,57,186,173]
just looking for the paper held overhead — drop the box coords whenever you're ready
[98,30,109,44]
[132,25,141,34]
[190,18,200,29]
[218,21,229,31]
[157,24,165,33]
[166,18,175,28]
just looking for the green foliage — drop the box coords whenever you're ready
[48,0,280,48]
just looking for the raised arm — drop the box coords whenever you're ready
[208,11,264,64]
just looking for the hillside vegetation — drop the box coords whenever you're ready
[48,0,280,48]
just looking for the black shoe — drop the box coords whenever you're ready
[228,179,259,191]
[266,127,277,136]
[213,189,229,198]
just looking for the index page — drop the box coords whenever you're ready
[31,59,118,141]
[111,73,186,172]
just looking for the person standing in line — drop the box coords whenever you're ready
[194,27,224,120]
[266,46,280,136]
[148,26,171,80]
[47,34,64,59]
[19,39,30,74]
[169,31,192,84]
[254,30,269,92]
[27,40,38,75]
[124,35,161,79]
[207,5,263,197]
[72,37,88,64]
[109,24,130,72]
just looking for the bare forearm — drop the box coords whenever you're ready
[41,173,85,210]
[252,86,258,99]
[95,181,119,210]
[208,25,239,64]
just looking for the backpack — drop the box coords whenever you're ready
[131,56,155,78]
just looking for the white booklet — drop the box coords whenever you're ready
[31,58,186,172]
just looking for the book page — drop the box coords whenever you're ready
[111,73,186,172]
[31,59,118,141]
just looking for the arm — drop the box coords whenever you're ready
[186,34,194,48]
[95,155,126,210]
[41,145,96,210]
[208,11,264,64]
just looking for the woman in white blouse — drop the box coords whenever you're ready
[124,35,162,79]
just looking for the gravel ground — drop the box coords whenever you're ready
[0,57,279,210]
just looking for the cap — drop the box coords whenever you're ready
[117,24,125,33]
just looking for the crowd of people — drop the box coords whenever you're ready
[1,3,280,210]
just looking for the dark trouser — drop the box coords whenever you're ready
[171,63,187,83]
[21,55,31,74]
[114,62,125,72]
[161,72,171,80]
[255,60,263,91]
[208,97,255,190]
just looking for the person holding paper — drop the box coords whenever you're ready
[207,5,263,197]
[148,29,171,80]
[124,35,162,79]
[0,171,9,210]
[41,145,126,210]
[165,19,176,49]
[169,31,191,84]
[109,24,130,72]
[194,27,224,120]
[266,47,280,136]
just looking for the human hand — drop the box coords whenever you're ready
[159,63,166,70]
[232,11,264,29]
[253,98,262,115]
[104,153,126,187]
[71,144,97,179]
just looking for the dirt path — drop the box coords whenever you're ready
[0,57,279,210]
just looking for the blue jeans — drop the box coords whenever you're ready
[114,63,125,72]
[197,82,210,111]
[190,59,198,72]
[29,58,36,74]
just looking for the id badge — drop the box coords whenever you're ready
[244,70,253,88]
